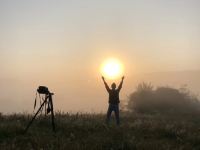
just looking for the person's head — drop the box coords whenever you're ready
[111,83,116,89]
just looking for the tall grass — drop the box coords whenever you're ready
[1,112,200,150]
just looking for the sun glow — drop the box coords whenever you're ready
[101,58,124,79]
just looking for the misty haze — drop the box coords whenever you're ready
[1,0,200,149]
[0,70,200,113]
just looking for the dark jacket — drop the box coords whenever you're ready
[103,80,123,105]
[108,89,120,104]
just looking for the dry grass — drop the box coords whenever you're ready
[1,112,200,150]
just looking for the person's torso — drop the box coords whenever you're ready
[108,90,120,104]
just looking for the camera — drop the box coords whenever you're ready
[37,86,49,94]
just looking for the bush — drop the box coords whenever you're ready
[127,83,200,115]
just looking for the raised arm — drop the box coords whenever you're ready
[102,76,110,92]
[117,76,125,91]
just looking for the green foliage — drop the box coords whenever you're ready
[128,83,200,114]
[1,113,200,149]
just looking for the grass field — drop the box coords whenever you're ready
[1,112,200,150]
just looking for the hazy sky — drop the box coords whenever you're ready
[0,0,200,113]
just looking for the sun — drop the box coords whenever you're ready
[101,58,124,79]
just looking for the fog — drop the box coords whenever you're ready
[0,70,199,114]
[1,0,200,113]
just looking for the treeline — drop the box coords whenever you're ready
[127,83,200,115]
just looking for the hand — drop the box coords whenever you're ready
[122,76,125,80]
[102,76,105,80]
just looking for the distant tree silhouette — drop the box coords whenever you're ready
[128,82,200,115]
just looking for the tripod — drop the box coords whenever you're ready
[24,91,55,133]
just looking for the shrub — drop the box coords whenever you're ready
[127,83,200,115]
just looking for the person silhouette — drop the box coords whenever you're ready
[102,76,125,125]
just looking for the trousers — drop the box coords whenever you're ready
[106,104,120,125]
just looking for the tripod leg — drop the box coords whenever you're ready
[24,99,47,133]
[45,99,47,116]
[49,94,55,132]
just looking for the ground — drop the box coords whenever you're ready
[1,112,200,150]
